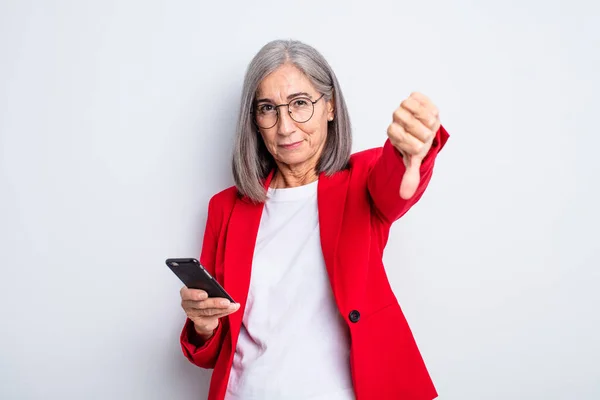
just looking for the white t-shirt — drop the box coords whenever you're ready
[225,180,355,400]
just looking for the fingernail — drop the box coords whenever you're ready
[229,303,239,309]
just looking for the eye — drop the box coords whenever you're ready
[291,98,309,107]
[257,104,274,113]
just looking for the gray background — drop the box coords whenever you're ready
[1,0,599,399]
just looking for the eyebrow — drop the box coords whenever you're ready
[256,92,313,104]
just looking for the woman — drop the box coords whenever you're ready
[179,39,449,400]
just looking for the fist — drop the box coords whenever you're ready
[387,92,440,199]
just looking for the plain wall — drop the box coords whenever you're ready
[1,1,599,399]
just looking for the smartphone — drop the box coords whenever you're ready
[166,258,235,302]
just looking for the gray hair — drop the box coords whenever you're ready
[231,39,352,203]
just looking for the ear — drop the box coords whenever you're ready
[326,94,335,121]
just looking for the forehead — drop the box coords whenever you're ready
[256,63,316,99]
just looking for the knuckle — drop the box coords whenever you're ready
[421,127,432,139]
[387,123,397,136]
[196,300,207,309]
[207,299,219,307]
[196,290,207,301]
[387,124,403,142]
[390,136,403,149]
[401,115,413,129]
[191,300,201,310]
[404,117,416,131]
[200,308,213,316]
[194,311,207,320]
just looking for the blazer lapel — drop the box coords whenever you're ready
[317,169,350,305]
[223,171,274,337]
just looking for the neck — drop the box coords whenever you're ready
[271,163,319,189]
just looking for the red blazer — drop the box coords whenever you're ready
[181,126,450,400]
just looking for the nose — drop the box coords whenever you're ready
[277,108,296,136]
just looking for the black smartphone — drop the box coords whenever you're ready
[166,258,234,302]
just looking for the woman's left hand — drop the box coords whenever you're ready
[387,92,441,199]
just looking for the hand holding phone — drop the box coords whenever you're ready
[166,258,240,339]
[180,286,240,339]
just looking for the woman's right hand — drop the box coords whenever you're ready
[180,287,240,341]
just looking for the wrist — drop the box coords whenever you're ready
[194,323,216,341]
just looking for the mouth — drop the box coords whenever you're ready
[278,141,303,150]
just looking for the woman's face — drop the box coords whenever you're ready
[255,63,334,172]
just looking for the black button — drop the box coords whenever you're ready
[349,310,361,323]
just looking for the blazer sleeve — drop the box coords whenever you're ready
[367,125,449,224]
[179,196,227,369]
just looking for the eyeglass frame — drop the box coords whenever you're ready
[251,93,326,129]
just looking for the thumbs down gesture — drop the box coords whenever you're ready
[387,92,441,199]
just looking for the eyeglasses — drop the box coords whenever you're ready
[252,93,325,129]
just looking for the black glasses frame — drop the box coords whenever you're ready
[252,93,326,129]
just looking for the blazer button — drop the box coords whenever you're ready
[349,310,361,323]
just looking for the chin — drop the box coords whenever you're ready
[278,153,310,166]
